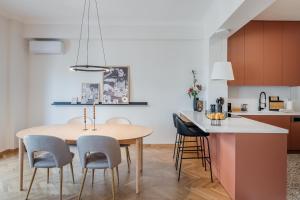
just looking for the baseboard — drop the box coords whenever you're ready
[143,144,173,147]
[0,148,18,158]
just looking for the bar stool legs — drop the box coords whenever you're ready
[175,135,213,182]
[204,136,213,182]
[173,133,179,159]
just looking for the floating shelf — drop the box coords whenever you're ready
[52,101,148,106]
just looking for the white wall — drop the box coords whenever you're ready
[0,16,10,152]
[28,39,207,144]
[0,15,28,151]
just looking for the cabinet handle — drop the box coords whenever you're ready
[293,117,300,122]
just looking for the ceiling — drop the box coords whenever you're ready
[256,0,300,20]
[0,0,213,26]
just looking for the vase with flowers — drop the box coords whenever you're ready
[187,70,203,111]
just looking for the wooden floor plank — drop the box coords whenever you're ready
[0,146,230,200]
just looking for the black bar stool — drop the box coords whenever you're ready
[175,117,213,182]
[172,113,204,166]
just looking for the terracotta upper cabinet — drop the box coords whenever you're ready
[263,21,283,85]
[228,28,245,85]
[244,21,264,85]
[283,22,300,86]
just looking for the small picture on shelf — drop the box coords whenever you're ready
[81,83,100,104]
[102,66,129,104]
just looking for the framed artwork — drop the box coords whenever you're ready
[81,83,100,104]
[102,66,129,104]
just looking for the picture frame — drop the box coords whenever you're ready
[81,83,100,104]
[102,66,130,104]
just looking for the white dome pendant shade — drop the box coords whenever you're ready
[211,62,234,80]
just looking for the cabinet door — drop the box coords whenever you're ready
[244,21,264,85]
[283,22,300,86]
[263,22,283,85]
[289,117,300,151]
[245,115,293,151]
[228,28,245,85]
[244,115,290,129]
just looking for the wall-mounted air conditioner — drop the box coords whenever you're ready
[29,39,64,54]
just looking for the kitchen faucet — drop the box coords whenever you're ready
[258,91,267,111]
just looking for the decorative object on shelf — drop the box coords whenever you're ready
[52,101,148,106]
[71,97,78,104]
[82,83,100,104]
[211,62,234,80]
[69,0,110,72]
[83,107,88,130]
[187,70,203,111]
[241,104,248,112]
[92,103,96,131]
[216,97,225,112]
[102,66,129,104]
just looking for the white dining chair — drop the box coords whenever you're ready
[106,117,132,173]
[67,116,93,125]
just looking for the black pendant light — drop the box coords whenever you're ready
[70,0,109,72]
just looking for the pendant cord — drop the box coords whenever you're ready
[76,0,87,65]
[87,0,91,66]
[95,0,107,66]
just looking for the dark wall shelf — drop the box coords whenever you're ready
[52,102,148,106]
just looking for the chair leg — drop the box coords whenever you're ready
[47,168,50,184]
[200,137,205,167]
[92,169,95,187]
[116,166,120,186]
[125,147,130,173]
[196,136,200,159]
[202,137,207,170]
[175,135,182,170]
[205,136,213,182]
[178,136,185,182]
[173,133,178,159]
[60,167,63,200]
[111,168,116,200]
[70,162,75,184]
[78,168,88,200]
[26,168,37,200]
[127,146,131,163]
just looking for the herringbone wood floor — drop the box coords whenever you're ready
[0,146,230,200]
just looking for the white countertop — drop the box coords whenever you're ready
[231,111,300,116]
[180,111,288,134]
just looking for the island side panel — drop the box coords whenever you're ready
[236,134,287,200]
[209,134,236,199]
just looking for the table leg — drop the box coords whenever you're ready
[136,138,142,194]
[19,138,24,191]
[140,138,143,174]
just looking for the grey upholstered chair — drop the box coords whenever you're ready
[106,117,131,172]
[77,135,121,200]
[23,135,75,200]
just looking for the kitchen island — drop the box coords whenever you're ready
[180,111,288,200]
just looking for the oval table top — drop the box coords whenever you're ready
[16,124,153,141]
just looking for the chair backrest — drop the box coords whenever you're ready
[77,135,121,169]
[172,113,179,128]
[105,117,131,125]
[176,117,194,136]
[23,135,72,168]
[67,116,92,125]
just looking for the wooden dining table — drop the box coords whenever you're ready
[16,123,153,194]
